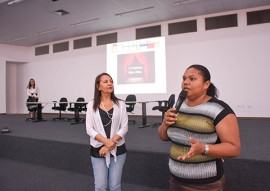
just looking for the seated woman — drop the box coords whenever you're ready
[26,79,40,119]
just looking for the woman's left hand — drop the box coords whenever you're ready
[99,146,110,157]
[177,137,205,160]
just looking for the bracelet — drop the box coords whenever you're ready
[203,143,209,156]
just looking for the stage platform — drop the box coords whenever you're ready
[0,114,270,191]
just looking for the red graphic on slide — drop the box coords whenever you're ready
[117,52,155,84]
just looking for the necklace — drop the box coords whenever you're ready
[101,101,113,126]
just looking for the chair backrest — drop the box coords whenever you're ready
[76,97,85,102]
[167,94,175,109]
[125,94,136,113]
[153,94,175,122]
[76,97,86,110]
[59,97,68,109]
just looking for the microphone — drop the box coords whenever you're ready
[174,90,187,113]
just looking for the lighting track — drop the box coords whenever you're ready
[115,6,154,17]
[70,18,101,27]
[173,0,201,6]
[8,36,28,42]
[34,28,60,36]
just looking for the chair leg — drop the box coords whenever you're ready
[53,111,67,121]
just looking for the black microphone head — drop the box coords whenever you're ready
[174,90,187,114]
[180,90,187,100]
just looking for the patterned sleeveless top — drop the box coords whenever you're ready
[167,97,235,184]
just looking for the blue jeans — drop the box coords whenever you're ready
[91,153,126,191]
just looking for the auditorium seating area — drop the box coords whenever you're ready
[0,114,270,191]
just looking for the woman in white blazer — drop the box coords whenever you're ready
[86,73,128,191]
[26,78,40,119]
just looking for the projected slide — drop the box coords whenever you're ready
[117,51,155,84]
[107,37,166,94]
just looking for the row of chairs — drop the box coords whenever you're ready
[52,95,139,124]
[51,94,175,125]
[52,97,86,121]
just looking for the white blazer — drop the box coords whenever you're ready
[27,86,40,99]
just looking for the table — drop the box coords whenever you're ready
[26,101,88,124]
[67,102,88,125]
[126,101,161,128]
[137,101,150,128]
[26,102,46,122]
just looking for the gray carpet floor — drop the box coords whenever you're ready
[1,114,270,191]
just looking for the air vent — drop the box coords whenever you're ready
[53,9,69,16]
[205,14,238,30]
[35,45,49,56]
[96,33,117,46]
[53,41,69,53]
[168,20,197,35]
[247,9,270,25]
[73,37,92,49]
[136,25,161,40]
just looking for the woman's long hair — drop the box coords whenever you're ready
[93,73,119,111]
[187,65,219,98]
[27,79,35,89]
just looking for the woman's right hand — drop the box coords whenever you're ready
[162,108,178,126]
[158,108,177,141]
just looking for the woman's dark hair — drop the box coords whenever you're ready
[93,73,119,111]
[187,64,218,98]
[27,79,35,89]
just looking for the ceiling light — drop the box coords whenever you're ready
[70,18,101,27]
[8,36,28,42]
[7,0,24,5]
[34,28,60,36]
[115,6,154,17]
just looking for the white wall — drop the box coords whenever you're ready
[0,58,6,114]
[21,45,107,114]
[6,62,17,113]
[0,44,30,113]
[1,6,270,117]
[166,25,270,117]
